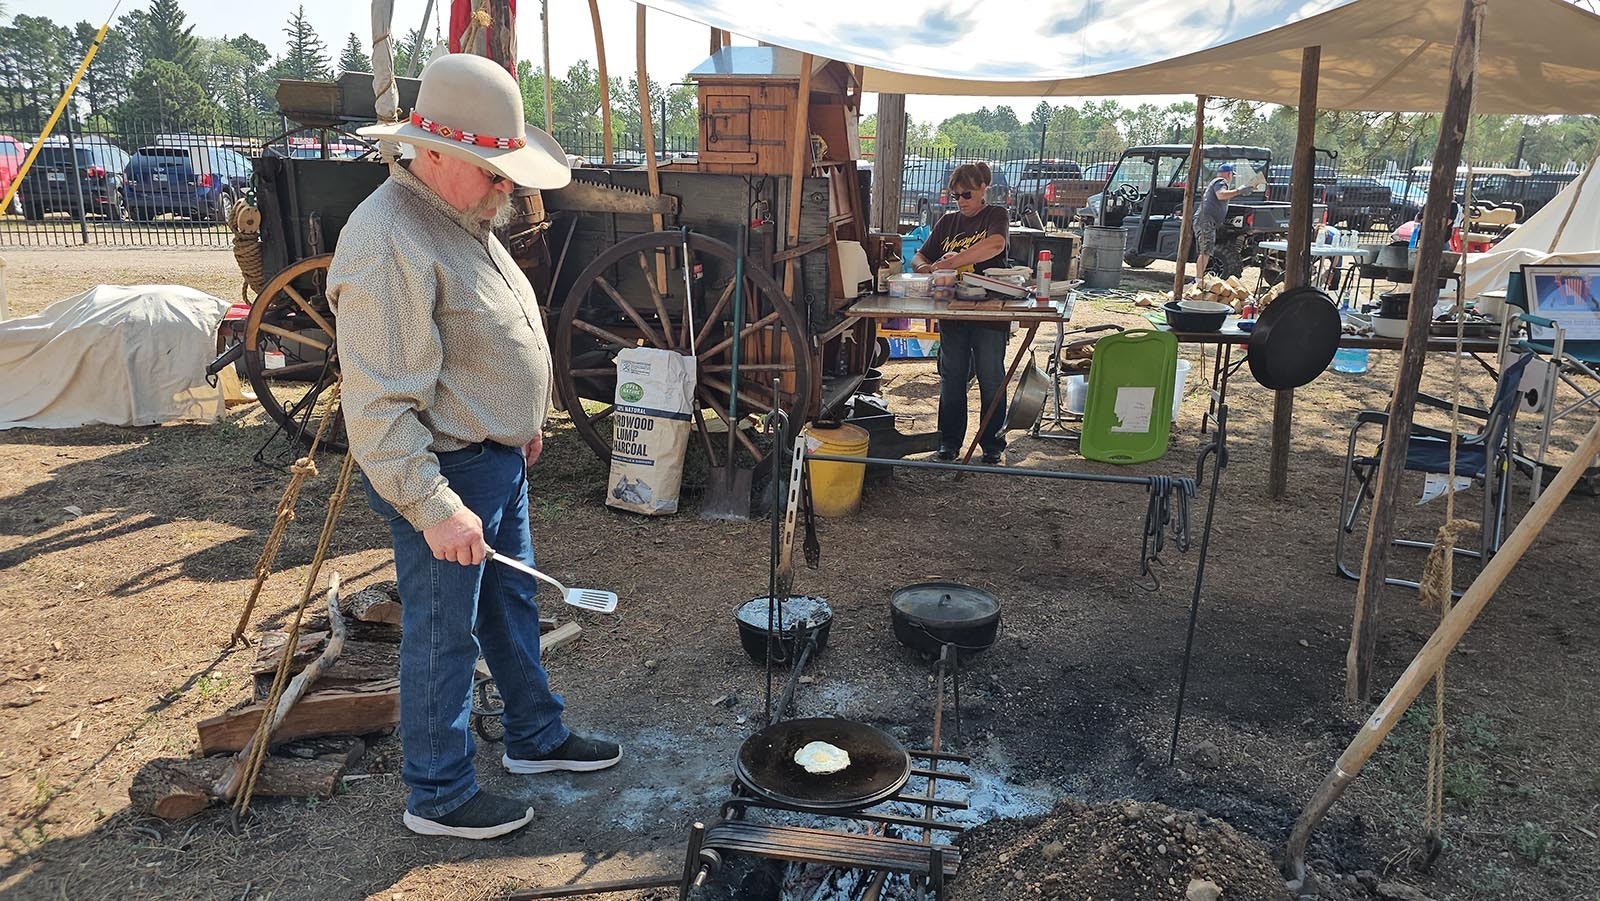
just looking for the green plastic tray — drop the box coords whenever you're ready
[1079,329,1179,465]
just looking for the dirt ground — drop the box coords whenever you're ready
[1,247,1598,901]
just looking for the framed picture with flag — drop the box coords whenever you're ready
[1522,264,1600,340]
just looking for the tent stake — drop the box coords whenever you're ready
[1348,0,1487,702]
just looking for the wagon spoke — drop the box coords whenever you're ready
[701,376,779,416]
[257,322,330,351]
[570,367,618,378]
[635,252,676,350]
[697,309,782,362]
[573,318,640,350]
[696,386,763,460]
[594,275,666,349]
[697,278,739,346]
[280,283,336,338]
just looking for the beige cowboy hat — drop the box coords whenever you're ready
[359,53,571,189]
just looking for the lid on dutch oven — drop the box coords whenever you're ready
[890,581,1001,628]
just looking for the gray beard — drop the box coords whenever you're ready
[472,192,513,227]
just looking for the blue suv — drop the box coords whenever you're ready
[123,145,253,223]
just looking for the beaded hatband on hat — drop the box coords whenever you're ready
[410,112,527,150]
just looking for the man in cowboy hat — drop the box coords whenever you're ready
[329,52,619,841]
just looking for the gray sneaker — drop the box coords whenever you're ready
[503,733,622,774]
[402,791,534,839]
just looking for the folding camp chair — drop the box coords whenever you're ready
[1335,354,1534,591]
[1496,267,1600,499]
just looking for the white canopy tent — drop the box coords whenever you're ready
[1460,161,1600,300]
[636,0,1600,114]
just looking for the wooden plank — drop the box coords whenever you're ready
[540,622,582,657]
[1269,46,1322,501]
[1348,1,1484,703]
[783,54,816,301]
[197,680,400,755]
[130,755,345,821]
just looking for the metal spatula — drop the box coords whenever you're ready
[487,550,618,614]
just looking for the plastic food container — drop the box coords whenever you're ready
[887,274,932,298]
[931,284,957,302]
[929,269,960,288]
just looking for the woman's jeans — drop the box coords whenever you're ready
[937,321,1009,456]
[363,441,568,818]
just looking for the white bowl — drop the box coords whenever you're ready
[1178,299,1232,314]
[1370,314,1409,339]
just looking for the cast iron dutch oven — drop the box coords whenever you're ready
[1247,286,1342,390]
[735,716,911,811]
[734,595,833,664]
[889,581,1002,655]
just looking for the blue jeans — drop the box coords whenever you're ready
[937,321,1009,456]
[363,442,568,818]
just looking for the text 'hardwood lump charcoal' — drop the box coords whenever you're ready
[606,346,695,515]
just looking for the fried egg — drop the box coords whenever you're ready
[794,740,851,775]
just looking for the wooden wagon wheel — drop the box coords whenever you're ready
[553,230,813,473]
[243,254,343,450]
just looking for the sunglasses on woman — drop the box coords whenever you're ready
[949,190,976,200]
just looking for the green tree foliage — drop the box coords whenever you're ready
[117,58,220,136]
[339,33,371,75]
[0,15,71,120]
[72,21,132,122]
[272,6,330,82]
[130,0,198,71]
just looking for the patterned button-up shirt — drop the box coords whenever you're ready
[329,162,552,531]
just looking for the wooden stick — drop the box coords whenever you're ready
[1286,416,1600,883]
[1172,95,1207,302]
[1269,47,1321,501]
[587,0,612,165]
[636,5,667,288]
[1349,0,1483,702]
[215,574,347,802]
[783,53,816,300]
[541,0,554,133]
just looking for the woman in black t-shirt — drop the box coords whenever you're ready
[911,161,1011,463]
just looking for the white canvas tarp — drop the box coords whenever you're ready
[1460,163,1600,300]
[639,0,1600,113]
[0,285,231,430]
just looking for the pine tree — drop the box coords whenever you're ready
[274,6,331,82]
[338,33,370,75]
[133,0,199,70]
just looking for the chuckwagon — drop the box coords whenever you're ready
[236,50,880,478]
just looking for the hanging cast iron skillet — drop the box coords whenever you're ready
[735,717,912,812]
[1247,286,1342,390]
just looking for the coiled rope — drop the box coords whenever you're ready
[228,199,265,301]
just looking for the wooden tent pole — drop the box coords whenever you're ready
[1347,0,1487,702]
[1288,415,1600,883]
[709,27,723,56]
[541,0,554,132]
[783,53,816,299]
[1172,95,1207,302]
[636,4,667,287]
[588,0,613,164]
[1268,46,1321,499]
[873,94,906,234]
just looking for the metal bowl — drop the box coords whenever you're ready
[1163,301,1227,332]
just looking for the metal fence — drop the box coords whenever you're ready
[0,111,1580,249]
[0,116,701,248]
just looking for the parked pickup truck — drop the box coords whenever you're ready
[1087,144,1326,277]
[1265,165,1392,230]
[1004,158,1106,226]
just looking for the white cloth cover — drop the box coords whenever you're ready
[1459,163,1600,301]
[0,285,230,429]
[646,0,1600,114]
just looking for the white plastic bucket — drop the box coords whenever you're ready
[1067,359,1189,419]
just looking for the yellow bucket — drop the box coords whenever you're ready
[802,421,870,517]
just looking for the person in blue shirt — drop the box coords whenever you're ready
[1194,163,1249,277]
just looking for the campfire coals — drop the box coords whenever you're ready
[948,798,1295,901]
